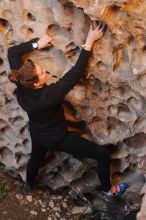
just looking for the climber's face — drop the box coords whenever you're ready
[34,63,49,88]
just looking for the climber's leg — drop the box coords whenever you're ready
[58,131,112,192]
[26,136,48,187]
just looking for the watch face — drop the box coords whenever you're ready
[33,42,38,49]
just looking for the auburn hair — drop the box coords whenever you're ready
[8,60,39,89]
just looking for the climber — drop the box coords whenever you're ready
[7,21,128,198]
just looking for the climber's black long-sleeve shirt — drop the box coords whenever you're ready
[7,41,91,146]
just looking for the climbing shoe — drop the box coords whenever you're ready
[102,183,129,198]
[111,183,129,196]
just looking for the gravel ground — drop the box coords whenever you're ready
[0,171,92,220]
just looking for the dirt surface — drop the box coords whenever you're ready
[0,171,91,220]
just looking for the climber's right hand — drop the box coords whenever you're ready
[37,34,52,49]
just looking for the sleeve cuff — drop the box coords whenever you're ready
[81,48,92,54]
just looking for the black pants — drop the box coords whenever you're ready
[26,132,112,191]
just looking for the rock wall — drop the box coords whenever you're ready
[0,0,146,218]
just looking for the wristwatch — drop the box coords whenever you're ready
[32,42,38,50]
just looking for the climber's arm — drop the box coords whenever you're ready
[44,48,91,105]
[7,41,35,70]
[7,35,52,70]
[44,23,105,105]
